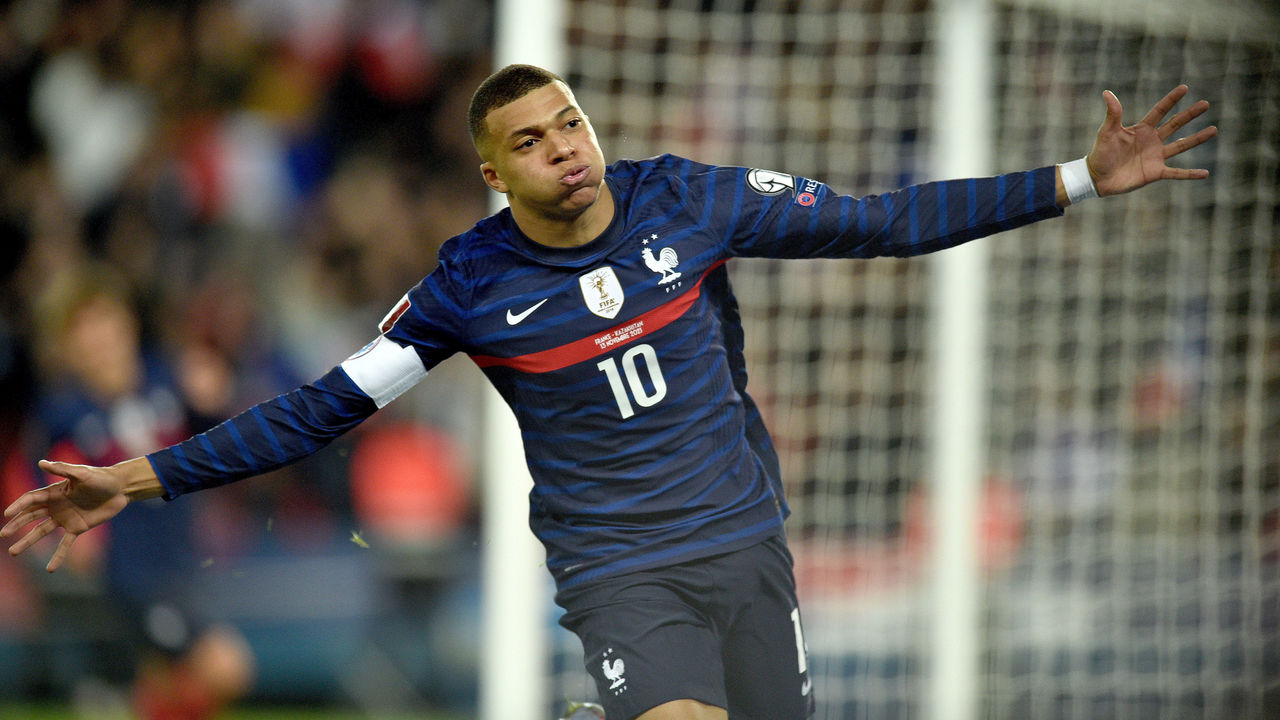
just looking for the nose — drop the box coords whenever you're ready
[547,132,575,162]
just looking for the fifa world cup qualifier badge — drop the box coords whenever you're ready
[746,168,796,196]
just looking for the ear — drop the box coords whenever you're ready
[480,161,508,194]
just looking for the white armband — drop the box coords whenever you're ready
[1058,157,1099,205]
[340,336,427,408]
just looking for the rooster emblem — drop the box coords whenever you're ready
[642,246,682,284]
[602,657,626,690]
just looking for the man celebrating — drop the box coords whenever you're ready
[5,64,1215,720]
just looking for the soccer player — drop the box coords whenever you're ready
[3,65,1215,720]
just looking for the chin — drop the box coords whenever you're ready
[561,184,601,213]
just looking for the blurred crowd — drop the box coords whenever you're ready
[0,0,496,716]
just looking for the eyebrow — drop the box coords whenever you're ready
[505,105,578,144]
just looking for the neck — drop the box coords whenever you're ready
[511,182,616,248]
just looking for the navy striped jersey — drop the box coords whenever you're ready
[148,154,1063,590]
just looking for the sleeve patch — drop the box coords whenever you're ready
[746,168,795,196]
[340,336,427,408]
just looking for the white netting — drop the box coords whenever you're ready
[547,2,1279,718]
[983,4,1279,719]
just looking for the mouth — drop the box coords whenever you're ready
[561,165,591,185]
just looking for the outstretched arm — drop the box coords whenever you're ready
[2,457,162,572]
[1055,84,1218,206]
[5,359,388,571]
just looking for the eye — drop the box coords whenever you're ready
[516,137,537,150]
[566,117,582,129]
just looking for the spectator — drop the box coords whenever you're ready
[26,262,253,720]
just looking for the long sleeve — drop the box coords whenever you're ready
[674,160,1064,260]
[146,365,378,499]
[822,167,1065,258]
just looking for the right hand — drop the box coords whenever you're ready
[2,460,131,572]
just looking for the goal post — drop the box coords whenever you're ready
[480,2,565,720]
[929,4,993,720]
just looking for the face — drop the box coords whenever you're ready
[64,294,140,399]
[479,81,608,223]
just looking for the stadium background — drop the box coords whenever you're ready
[0,1,1276,719]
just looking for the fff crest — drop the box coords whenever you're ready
[579,266,624,319]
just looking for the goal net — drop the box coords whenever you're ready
[543,1,1279,718]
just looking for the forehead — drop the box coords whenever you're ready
[484,81,579,140]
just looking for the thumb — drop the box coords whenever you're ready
[1100,90,1123,131]
[37,459,83,482]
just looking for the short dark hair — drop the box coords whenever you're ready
[467,64,566,152]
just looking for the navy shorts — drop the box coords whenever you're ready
[556,535,815,720]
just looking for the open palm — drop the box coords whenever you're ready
[1087,85,1217,196]
[2,460,130,572]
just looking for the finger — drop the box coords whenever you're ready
[1,507,50,538]
[46,532,78,573]
[1140,84,1189,128]
[1162,167,1210,181]
[8,518,58,556]
[3,495,32,521]
[3,485,51,519]
[1163,125,1219,159]
[1158,99,1210,141]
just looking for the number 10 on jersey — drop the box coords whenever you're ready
[597,343,667,419]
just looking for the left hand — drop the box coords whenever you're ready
[1086,85,1217,196]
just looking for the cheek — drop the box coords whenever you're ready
[514,162,556,191]
[584,130,605,156]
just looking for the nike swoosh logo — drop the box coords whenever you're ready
[506,298,549,325]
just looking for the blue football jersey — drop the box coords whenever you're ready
[148,154,1063,590]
